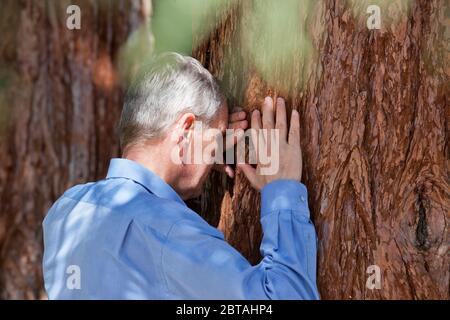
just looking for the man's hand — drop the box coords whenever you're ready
[238,97,302,191]
[214,109,248,178]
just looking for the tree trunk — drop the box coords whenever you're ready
[191,0,449,299]
[0,0,150,299]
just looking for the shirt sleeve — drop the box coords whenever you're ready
[161,180,320,300]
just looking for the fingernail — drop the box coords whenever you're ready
[277,97,284,104]
[265,96,273,104]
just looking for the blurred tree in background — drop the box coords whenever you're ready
[0,0,448,299]
[0,0,149,299]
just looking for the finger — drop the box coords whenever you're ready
[251,109,264,152]
[275,97,287,141]
[229,120,248,130]
[288,109,301,145]
[226,127,245,146]
[229,120,248,145]
[230,111,246,122]
[224,165,235,178]
[237,163,260,190]
[214,164,235,178]
[262,96,275,130]
[251,109,262,130]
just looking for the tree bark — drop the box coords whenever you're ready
[0,0,149,299]
[192,0,449,299]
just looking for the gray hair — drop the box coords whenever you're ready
[119,52,225,150]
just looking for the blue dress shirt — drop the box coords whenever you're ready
[43,158,319,299]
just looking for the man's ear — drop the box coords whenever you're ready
[177,113,196,144]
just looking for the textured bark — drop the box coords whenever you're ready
[192,0,449,299]
[0,0,148,299]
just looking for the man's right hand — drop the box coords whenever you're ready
[238,96,303,191]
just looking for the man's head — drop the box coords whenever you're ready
[119,52,228,199]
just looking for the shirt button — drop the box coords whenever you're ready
[300,196,306,202]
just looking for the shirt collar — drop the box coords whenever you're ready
[106,158,186,206]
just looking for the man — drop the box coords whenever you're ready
[43,52,319,299]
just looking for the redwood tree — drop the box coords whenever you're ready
[0,0,150,299]
[192,0,449,299]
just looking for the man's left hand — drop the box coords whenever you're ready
[214,109,248,178]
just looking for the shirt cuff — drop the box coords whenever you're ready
[261,180,310,218]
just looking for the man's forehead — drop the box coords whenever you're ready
[214,102,229,132]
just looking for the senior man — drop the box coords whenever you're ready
[42,52,319,299]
